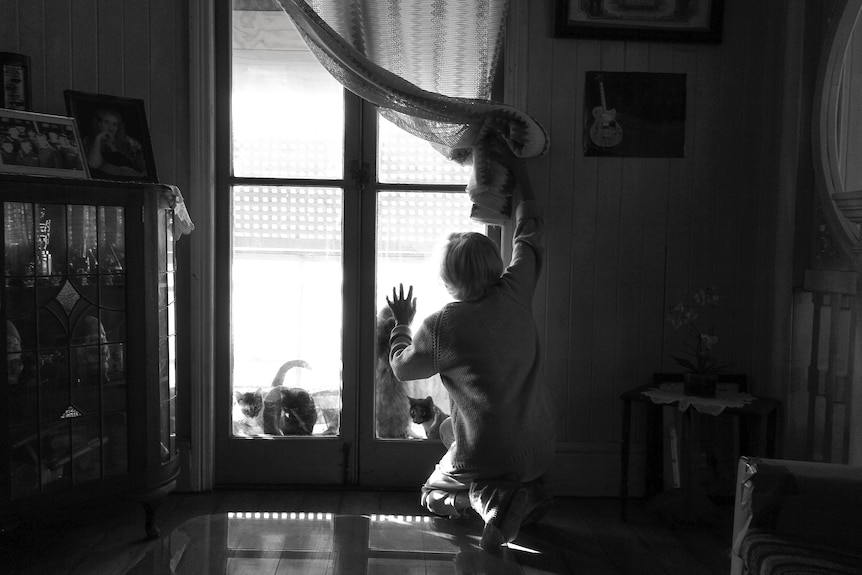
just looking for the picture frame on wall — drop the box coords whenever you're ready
[0,109,90,179]
[584,71,686,158]
[555,0,724,44]
[1,52,32,111]
[64,90,159,183]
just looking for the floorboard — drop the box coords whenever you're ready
[0,490,732,575]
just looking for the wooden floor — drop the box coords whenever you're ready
[0,489,733,574]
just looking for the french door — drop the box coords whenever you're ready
[214,2,487,487]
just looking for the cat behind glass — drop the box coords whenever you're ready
[234,359,316,436]
[408,395,449,441]
[375,306,426,439]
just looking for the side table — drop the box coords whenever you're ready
[619,375,779,521]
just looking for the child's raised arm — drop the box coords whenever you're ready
[509,153,535,203]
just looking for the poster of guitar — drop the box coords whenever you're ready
[583,71,686,158]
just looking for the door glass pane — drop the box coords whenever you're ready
[378,116,472,185]
[232,4,344,179]
[232,186,343,437]
[375,191,485,440]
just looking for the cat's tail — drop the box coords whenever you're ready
[271,359,311,387]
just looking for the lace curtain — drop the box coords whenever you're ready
[276,0,548,223]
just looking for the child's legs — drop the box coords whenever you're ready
[421,444,471,517]
[439,416,454,448]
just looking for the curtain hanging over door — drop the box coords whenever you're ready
[276,0,548,223]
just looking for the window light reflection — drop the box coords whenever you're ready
[227,511,334,521]
[506,542,542,554]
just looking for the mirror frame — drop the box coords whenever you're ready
[813,0,862,249]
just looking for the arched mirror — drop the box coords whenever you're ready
[814,0,862,249]
[807,0,862,468]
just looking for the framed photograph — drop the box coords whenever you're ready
[1,52,32,110]
[64,90,158,183]
[0,109,89,179]
[584,71,686,158]
[556,0,724,43]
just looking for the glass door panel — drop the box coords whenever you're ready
[231,185,343,439]
[216,2,350,485]
[231,7,344,180]
[358,108,485,486]
[377,118,471,185]
[159,207,176,463]
[374,191,485,441]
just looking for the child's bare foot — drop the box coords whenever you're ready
[522,475,553,527]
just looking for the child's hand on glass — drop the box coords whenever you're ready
[386,283,416,326]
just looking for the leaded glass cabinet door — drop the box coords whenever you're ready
[0,176,178,537]
[2,197,131,504]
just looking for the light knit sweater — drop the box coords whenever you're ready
[389,200,556,482]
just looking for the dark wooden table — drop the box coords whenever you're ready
[619,382,779,521]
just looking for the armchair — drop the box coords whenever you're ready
[730,457,862,574]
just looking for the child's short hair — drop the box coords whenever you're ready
[439,232,504,301]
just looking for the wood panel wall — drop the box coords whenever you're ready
[508,1,794,494]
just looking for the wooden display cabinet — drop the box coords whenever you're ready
[0,175,180,539]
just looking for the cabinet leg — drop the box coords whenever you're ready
[141,498,163,540]
[126,477,178,541]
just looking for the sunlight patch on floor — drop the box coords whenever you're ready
[369,514,431,523]
[505,541,541,554]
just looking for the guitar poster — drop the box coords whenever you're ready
[584,71,686,158]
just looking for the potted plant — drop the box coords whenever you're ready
[666,287,731,397]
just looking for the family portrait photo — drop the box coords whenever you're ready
[0,109,89,178]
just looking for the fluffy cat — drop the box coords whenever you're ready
[408,395,449,441]
[234,359,316,436]
[375,306,423,439]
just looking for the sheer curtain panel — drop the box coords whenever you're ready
[276,0,548,223]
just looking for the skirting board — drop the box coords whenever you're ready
[172,441,646,497]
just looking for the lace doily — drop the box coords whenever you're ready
[643,387,756,416]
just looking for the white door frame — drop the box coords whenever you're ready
[184,0,217,491]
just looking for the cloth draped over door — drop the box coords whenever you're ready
[275,0,548,223]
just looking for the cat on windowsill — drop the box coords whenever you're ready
[234,359,317,436]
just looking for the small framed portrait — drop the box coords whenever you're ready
[0,52,32,111]
[64,90,158,183]
[556,0,724,44]
[0,109,90,179]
